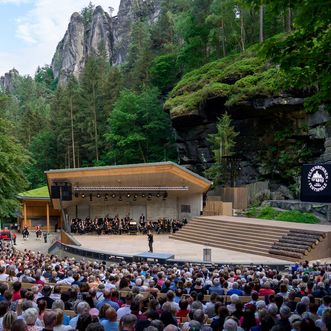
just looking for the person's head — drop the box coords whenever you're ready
[105,308,117,322]
[51,299,65,310]
[150,319,164,331]
[43,310,57,330]
[54,309,64,326]
[37,300,46,313]
[76,301,90,315]
[223,318,237,331]
[99,303,110,319]
[188,320,201,331]
[192,309,205,324]
[288,314,302,330]
[179,300,188,310]
[22,308,38,326]
[86,322,105,331]
[119,314,137,331]
[12,282,21,293]
[10,319,26,331]
[3,311,17,331]
[300,317,317,331]
[76,313,92,331]
[279,304,291,319]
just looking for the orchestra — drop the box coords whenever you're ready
[70,214,187,235]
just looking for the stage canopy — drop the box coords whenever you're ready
[45,162,212,223]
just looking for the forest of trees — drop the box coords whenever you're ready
[0,0,329,217]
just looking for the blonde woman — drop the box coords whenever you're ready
[2,311,17,331]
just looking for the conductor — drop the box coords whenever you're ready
[147,230,154,253]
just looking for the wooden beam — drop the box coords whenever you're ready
[23,202,27,228]
[46,203,50,232]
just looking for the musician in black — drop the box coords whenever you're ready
[147,230,154,253]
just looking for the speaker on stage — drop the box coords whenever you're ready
[61,185,72,201]
[51,186,60,199]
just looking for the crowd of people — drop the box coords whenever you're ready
[0,242,331,330]
[70,215,187,235]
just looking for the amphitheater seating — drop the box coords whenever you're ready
[170,217,327,261]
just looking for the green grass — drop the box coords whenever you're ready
[18,186,49,198]
[246,206,319,224]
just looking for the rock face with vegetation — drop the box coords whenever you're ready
[165,45,331,189]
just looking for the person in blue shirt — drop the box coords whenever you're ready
[96,289,119,311]
[101,307,119,331]
[227,282,243,296]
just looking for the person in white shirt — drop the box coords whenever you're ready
[56,270,74,285]
[0,266,8,281]
[116,293,133,320]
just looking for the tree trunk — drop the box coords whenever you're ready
[287,6,292,32]
[259,3,264,43]
[240,7,245,51]
[92,84,99,162]
[221,19,226,57]
[70,96,76,168]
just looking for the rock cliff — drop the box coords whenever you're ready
[0,68,19,93]
[52,0,161,83]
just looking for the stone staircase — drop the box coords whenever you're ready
[170,217,327,261]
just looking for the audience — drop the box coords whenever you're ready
[0,241,330,330]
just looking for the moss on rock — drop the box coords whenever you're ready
[165,46,286,118]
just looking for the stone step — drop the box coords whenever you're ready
[171,232,273,250]
[170,235,296,262]
[171,233,272,252]
[189,219,289,234]
[174,226,286,241]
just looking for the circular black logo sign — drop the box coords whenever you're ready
[307,165,329,192]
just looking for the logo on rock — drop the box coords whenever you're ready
[307,165,329,192]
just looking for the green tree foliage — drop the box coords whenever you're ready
[80,2,95,27]
[259,0,331,111]
[205,113,238,185]
[0,116,30,218]
[105,88,176,164]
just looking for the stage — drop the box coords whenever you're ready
[72,233,293,264]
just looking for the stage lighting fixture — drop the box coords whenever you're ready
[111,193,116,199]
[81,193,85,198]
[156,192,160,198]
[119,195,122,201]
[104,194,108,201]
[141,193,146,198]
[133,194,138,199]
[147,193,152,201]
[127,193,131,198]
[97,193,101,198]
[74,192,78,198]
[89,194,93,201]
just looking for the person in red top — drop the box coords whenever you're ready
[176,300,189,318]
[258,281,275,297]
[12,281,22,301]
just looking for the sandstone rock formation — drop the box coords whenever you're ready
[0,68,19,93]
[52,0,162,84]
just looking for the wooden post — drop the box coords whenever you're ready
[23,202,27,228]
[46,203,50,232]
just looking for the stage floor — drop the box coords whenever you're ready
[73,233,293,264]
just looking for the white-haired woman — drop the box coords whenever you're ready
[23,308,42,331]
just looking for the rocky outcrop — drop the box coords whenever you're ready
[52,0,162,83]
[112,0,161,64]
[86,6,112,59]
[52,7,112,84]
[52,12,85,84]
[0,68,19,93]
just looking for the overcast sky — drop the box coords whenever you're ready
[0,0,121,77]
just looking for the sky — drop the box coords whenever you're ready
[0,0,121,77]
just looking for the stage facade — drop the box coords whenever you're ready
[45,162,211,231]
